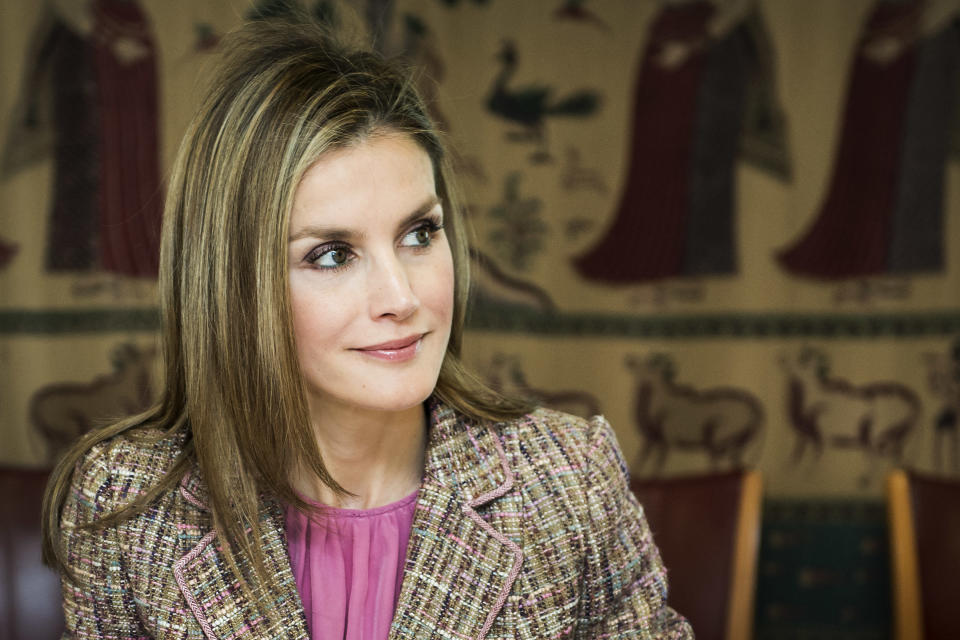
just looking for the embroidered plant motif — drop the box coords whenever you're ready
[487,172,547,271]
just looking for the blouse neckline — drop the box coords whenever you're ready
[297,488,419,519]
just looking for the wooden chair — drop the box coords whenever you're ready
[631,470,762,640]
[887,469,960,640]
[0,467,64,639]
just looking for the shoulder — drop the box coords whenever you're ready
[501,407,623,468]
[497,408,628,494]
[63,427,187,525]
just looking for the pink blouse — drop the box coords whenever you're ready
[284,490,418,640]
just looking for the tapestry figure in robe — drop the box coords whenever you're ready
[2,0,162,278]
[777,0,960,280]
[575,0,786,284]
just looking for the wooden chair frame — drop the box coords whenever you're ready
[887,469,923,640]
[727,469,763,640]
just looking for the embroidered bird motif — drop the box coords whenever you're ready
[486,39,600,161]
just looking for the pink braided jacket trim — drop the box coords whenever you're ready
[173,530,219,640]
[178,471,207,511]
[462,424,524,640]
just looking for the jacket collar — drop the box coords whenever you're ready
[421,396,512,497]
[175,397,523,640]
[173,496,310,640]
[387,398,524,639]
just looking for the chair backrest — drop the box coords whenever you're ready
[887,469,960,640]
[630,469,762,640]
[0,467,65,640]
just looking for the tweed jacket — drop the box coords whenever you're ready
[58,398,694,640]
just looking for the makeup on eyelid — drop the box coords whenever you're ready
[301,216,444,269]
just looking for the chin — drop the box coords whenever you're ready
[372,384,436,413]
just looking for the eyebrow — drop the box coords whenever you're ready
[288,196,442,243]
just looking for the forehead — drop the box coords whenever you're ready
[289,133,437,232]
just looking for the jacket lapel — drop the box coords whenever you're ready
[388,401,524,640]
[174,474,309,640]
[173,399,523,640]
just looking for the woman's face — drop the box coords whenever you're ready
[287,132,454,422]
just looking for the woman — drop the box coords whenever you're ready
[42,17,693,640]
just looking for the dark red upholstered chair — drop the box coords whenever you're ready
[631,470,762,640]
[0,467,64,639]
[887,469,960,640]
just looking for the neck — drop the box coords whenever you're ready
[297,402,427,510]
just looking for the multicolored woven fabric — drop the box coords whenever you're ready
[58,398,693,639]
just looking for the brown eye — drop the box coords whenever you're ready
[401,221,441,248]
[311,245,354,269]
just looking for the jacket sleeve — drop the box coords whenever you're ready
[58,445,148,639]
[574,416,694,639]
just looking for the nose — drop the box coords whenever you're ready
[368,254,420,321]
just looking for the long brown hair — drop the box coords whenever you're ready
[42,15,528,585]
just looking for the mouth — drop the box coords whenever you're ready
[354,333,426,362]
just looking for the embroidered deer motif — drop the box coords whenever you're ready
[780,347,920,484]
[30,343,156,461]
[626,353,763,474]
[483,353,602,419]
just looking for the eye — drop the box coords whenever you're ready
[306,244,354,270]
[400,219,443,248]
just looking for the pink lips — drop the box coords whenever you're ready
[354,334,424,362]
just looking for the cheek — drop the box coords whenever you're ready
[427,248,456,324]
[288,279,352,360]
[290,306,321,366]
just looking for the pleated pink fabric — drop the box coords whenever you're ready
[284,489,418,640]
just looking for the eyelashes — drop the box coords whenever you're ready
[305,243,353,270]
[401,217,444,248]
[303,215,445,271]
